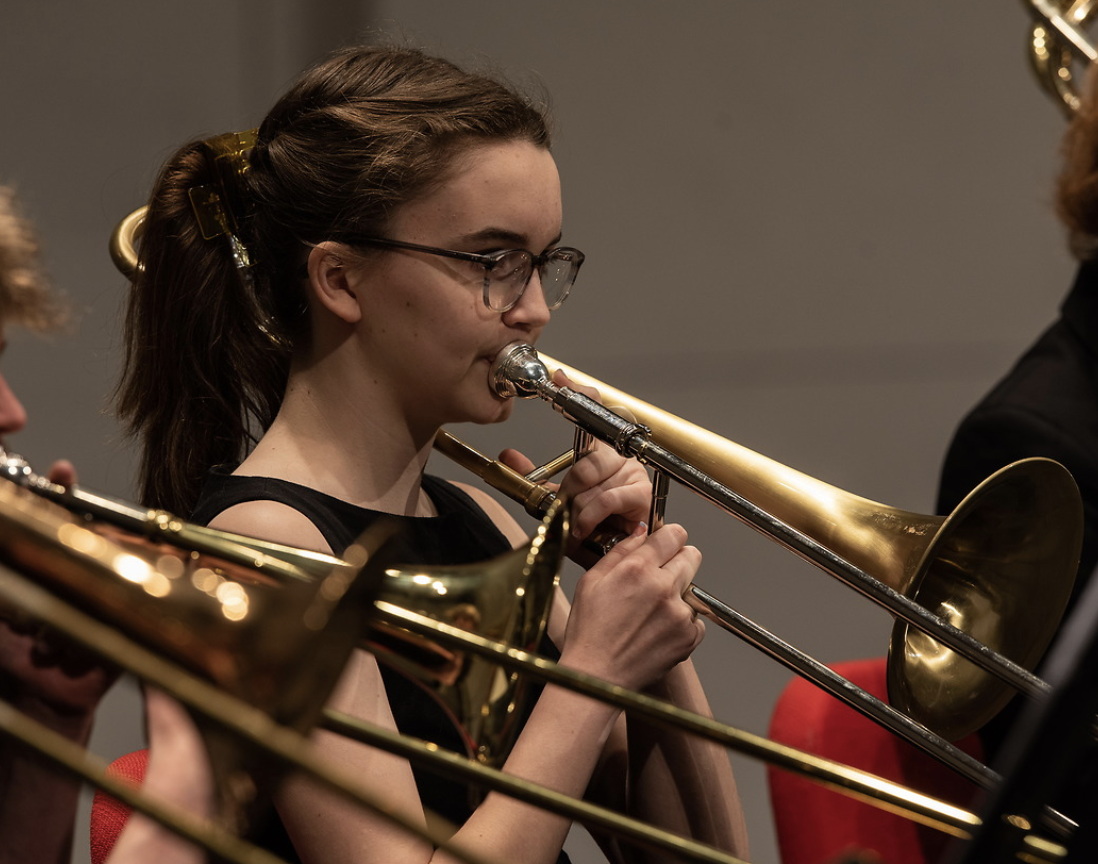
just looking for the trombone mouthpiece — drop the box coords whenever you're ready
[489,342,551,399]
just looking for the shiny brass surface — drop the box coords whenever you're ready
[1027,0,1098,115]
[434,430,556,519]
[3,442,563,770]
[372,603,982,841]
[0,446,343,584]
[432,428,1082,842]
[109,204,144,278]
[0,480,379,828]
[531,352,1082,741]
[370,497,564,766]
[0,556,502,864]
[6,444,1063,862]
[0,480,492,863]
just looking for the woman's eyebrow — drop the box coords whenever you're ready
[458,227,564,248]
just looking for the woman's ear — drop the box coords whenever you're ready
[306,242,363,324]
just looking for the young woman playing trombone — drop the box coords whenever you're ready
[116,44,749,864]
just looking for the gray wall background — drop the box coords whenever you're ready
[0,3,1079,863]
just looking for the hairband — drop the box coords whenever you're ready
[188,129,259,271]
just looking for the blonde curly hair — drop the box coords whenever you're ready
[0,185,65,331]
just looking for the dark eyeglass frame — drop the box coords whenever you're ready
[352,236,584,312]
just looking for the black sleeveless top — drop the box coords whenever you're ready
[190,468,572,863]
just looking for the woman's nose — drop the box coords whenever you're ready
[0,372,28,437]
[503,272,552,329]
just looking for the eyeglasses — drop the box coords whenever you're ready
[353,236,584,312]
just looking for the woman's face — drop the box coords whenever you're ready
[0,330,28,449]
[347,140,564,429]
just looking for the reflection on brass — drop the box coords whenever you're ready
[369,498,565,766]
[0,446,342,586]
[0,482,465,862]
[108,204,145,278]
[1026,0,1098,116]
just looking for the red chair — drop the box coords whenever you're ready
[767,658,985,864]
[89,749,148,864]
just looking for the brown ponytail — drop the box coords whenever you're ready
[115,143,291,514]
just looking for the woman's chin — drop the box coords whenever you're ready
[475,396,515,426]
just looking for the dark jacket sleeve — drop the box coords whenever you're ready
[938,403,1098,601]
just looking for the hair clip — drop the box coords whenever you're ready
[188,129,259,268]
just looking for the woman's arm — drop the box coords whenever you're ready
[105,689,212,864]
[0,615,117,864]
[0,459,119,864]
[623,659,749,862]
[500,420,749,862]
[211,494,708,864]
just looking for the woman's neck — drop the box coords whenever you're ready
[236,354,440,517]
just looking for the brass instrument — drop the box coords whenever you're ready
[0,469,1069,864]
[487,343,1081,739]
[430,344,1084,841]
[0,446,560,772]
[0,448,342,583]
[1026,0,1098,115]
[0,479,462,864]
[0,472,618,864]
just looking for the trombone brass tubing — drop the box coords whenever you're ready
[0,447,339,584]
[106,205,1077,735]
[85,207,1071,851]
[0,551,498,864]
[324,698,750,864]
[433,431,556,519]
[490,343,1082,742]
[110,203,144,278]
[360,610,1070,861]
[430,429,1082,839]
[0,694,286,864]
[369,497,565,769]
[370,605,993,846]
[1027,0,1098,62]
[1027,0,1098,116]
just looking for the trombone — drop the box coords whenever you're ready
[486,343,1080,734]
[0,456,1070,864]
[0,478,496,864]
[1025,0,1098,115]
[432,344,1085,837]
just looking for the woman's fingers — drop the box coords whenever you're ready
[560,445,650,541]
[497,447,538,477]
[564,524,705,689]
[45,459,77,487]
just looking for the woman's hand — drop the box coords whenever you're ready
[0,610,119,727]
[45,458,77,488]
[559,523,704,692]
[105,689,212,864]
[499,371,652,564]
[0,457,119,726]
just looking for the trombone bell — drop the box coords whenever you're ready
[0,479,386,833]
[369,497,567,766]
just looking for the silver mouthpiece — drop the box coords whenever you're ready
[489,342,552,399]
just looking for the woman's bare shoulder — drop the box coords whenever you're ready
[207,499,331,554]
